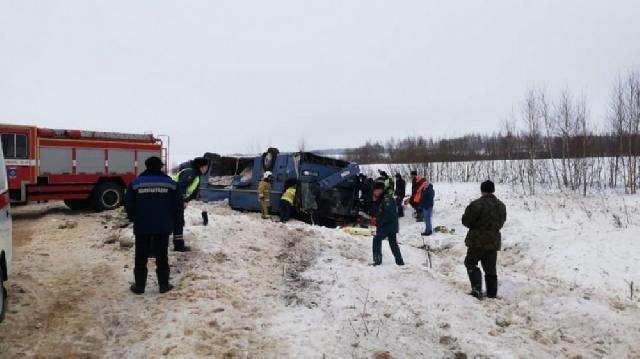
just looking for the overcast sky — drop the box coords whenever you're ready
[1,1,639,163]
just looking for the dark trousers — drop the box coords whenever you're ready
[464,247,497,275]
[280,200,292,222]
[372,233,404,265]
[464,247,498,296]
[134,235,170,288]
[173,208,185,237]
[173,212,186,249]
[395,196,404,217]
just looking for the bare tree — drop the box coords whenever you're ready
[540,90,562,189]
[627,71,640,194]
[522,89,541,195]
[575,94,590,196]
[609,77,626,189]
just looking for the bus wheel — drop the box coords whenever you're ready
[0,265,6,323]
[64,199,91,210]
[93,182,124,211]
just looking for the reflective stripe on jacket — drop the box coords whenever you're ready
[125,171,183,236]
[281,187,296,204]
[172,168,200,198]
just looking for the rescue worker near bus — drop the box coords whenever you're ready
[125,157,183,295]
[358,175,374,215]
[410,170,419,194]
[419,179,435,236]
[258,171,273,219]
[406,173,426,222]
[279,179,297,222]
[462,180,507,299]
[394,173,406,217]
[371,181,404,266]
[377,170,395,196]
[172,157,209,252]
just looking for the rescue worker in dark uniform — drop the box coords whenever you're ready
[410,170,418,194]
[371,181,404,266]
[172,157,209,251]
[361,176,374,215]
[462,180,507,299]
[377,170,395,196]
[394,173,406,217]
[125,157,183,294]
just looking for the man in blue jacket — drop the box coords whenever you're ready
[125,157,183,294]
[420,180,435,236]
[372,181,404,266]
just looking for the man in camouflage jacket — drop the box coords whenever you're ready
[461,180,507,299]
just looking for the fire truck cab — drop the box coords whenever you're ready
[0,124,165,211]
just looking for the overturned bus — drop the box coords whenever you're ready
[195,148,360,225]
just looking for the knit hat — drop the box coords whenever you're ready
[481,180,495,194]
[144,156,163,171]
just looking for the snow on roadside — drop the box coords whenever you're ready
[3,181,639,358]
[255,182,640,358]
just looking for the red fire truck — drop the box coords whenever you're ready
[0,124,166,211]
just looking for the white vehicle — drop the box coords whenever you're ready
[0,145,12,322]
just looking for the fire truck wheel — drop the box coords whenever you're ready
[64,199,91,210]
[93,182,124,211]
[0,265,6,323]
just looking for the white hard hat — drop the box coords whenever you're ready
[263,171,273,179]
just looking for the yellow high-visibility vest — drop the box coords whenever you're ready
[384,178,394,195]
[172,168,200,197]
[281,187,296,204]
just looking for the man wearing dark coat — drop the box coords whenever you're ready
[462,180,507,299]
[125,157,183,294]
[371,181,404,266]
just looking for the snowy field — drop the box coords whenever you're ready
[1,183,639,358]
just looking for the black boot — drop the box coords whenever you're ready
[372,255,382,266]
[173,238,191,252]
[485,275,498,298]
[131,266,147,295]
[467,269,483,299]
[130,284,144,295]
[201,211,209,226]
[159,284,174,293]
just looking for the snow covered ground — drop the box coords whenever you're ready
[1,183,639,358]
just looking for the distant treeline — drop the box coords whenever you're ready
[345,133,640,164]
[346,69,640,195]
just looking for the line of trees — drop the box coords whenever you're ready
[346,70,640,195]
